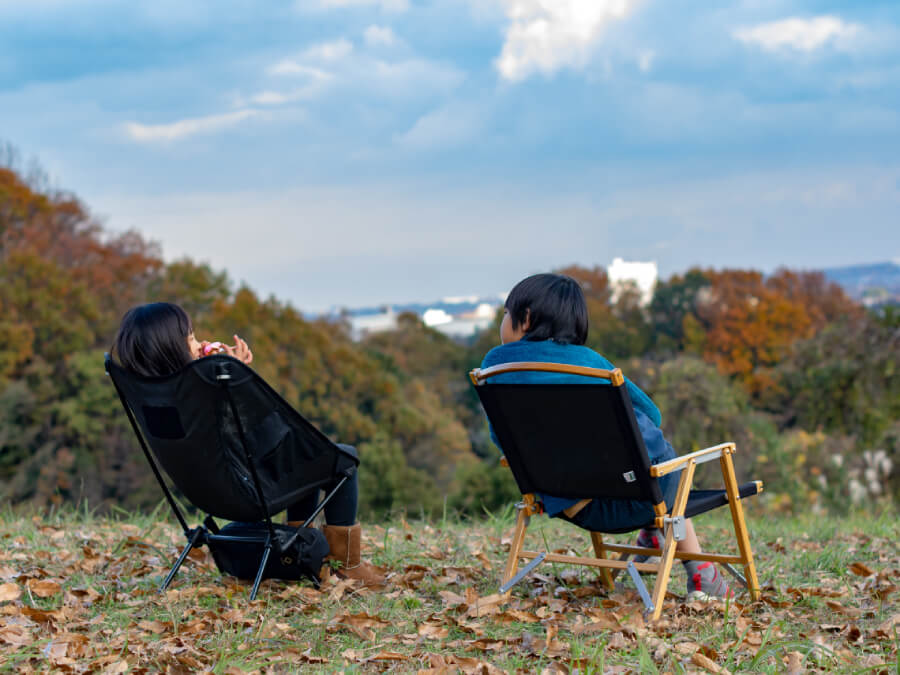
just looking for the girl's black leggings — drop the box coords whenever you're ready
[286,444,358,527]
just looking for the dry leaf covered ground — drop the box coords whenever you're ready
[0,504,897,673]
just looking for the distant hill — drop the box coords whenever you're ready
[822,261,900,306]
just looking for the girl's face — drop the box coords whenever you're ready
[500,308,528,344]
[186,332,203,359]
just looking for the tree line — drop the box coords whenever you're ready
[1,159,896,517]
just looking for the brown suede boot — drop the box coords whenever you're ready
[321,523,386,587]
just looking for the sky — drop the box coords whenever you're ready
[2,0,899,311]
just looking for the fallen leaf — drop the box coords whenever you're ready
[848,562,874,577]
[418,621,450,640]
[331,611,390,641]
[367,651,408,662]
[0,583,21,602]
[785,650,804,674]
[691,650,731,675]
[465,590,504,618]
[0,625,32,646]
[571,614,621,634]
[20,605,65,624]
[877,613,900,633]
[137,619,170,634]
[607,632,628,649]
[824,600,861,618]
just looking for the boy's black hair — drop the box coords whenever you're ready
[505,273,588,345]
[113,302,194,378]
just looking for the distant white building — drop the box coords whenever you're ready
[422,308,454,327]
[607,257,658,306]
[348,307,398,340]
[432,302,499,338]
[345,297,503,341]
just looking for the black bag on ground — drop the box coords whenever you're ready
[207,522,329,582]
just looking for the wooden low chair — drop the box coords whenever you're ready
[469,361,762,620]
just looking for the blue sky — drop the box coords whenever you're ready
[2,0,898,310]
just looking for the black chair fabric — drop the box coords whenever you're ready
[106,354,358,522]
[476,382,664,505]
[683,483,760,520]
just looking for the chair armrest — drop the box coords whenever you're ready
[470,362,624,386]
[650,442,735,477]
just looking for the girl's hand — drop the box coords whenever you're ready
[224,334,253,365]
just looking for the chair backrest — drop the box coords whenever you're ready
[106,354,358,522]
[471,362,664,504]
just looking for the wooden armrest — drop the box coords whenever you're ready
[470,362,624,386]
[650,442,735,477]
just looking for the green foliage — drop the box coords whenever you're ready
[357,433,441,519]
[649,268,710,354]
[769,313,900,445]
[148,258,231,325]
[447,457,520,516]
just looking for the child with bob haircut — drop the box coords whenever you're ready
[112,302,384,586]
[481,273,732,601]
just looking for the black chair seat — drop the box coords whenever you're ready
[684,482,761,520]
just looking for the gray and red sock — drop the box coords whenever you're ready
[683,560,733,600]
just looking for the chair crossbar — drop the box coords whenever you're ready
[519,550,660,572]
[599,544,744,565]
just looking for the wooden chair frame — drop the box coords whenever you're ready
[470,362,762,621]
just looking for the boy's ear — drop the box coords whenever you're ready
[521,308,531,332]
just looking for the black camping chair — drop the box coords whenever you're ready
[105,353,359,600]
[469,361,762,621]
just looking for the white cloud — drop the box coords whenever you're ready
[300,38,354,62]
[733,16,861,53]
[123,109,258,142]
[364,24,396,47]
[267,61,331,79]
[301,0,409,12]
[496,0,642,82]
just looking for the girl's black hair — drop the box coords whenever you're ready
[505,273,588,345]
[113,302,194,377]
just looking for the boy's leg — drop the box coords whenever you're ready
[676,521,733,600]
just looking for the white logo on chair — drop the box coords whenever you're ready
[623,471,637,483]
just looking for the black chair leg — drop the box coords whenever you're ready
[160,527,204,593]
[250,541,273,601]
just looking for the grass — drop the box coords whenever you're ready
[0,501,897,673]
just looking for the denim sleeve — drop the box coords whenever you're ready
[625,377,662,427]
[635,410,676,464]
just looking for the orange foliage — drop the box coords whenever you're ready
[696,269,861,396]
[0,167,161,376]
